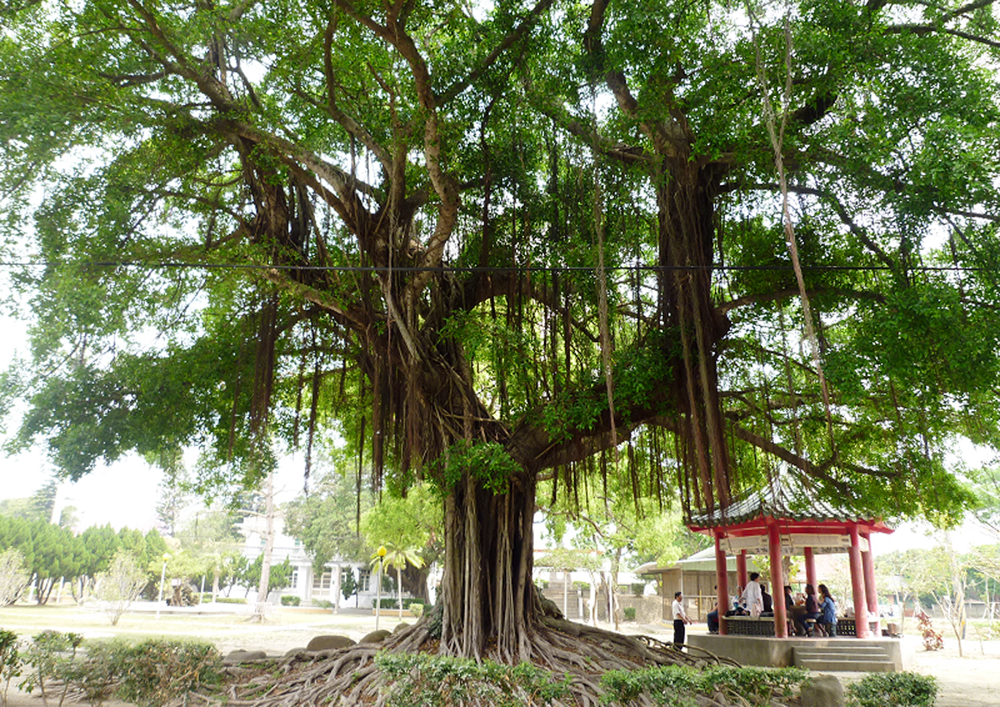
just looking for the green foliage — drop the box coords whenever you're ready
[600,665,808,706]
[109,640,221,707]
[0,549,29,607]
[19,630,84,704]
[375,652,571,707]
[340,569,358,602]
[435,441,521,495]
[622,607,637,621]
[94,551,147,625]
[0,629,22,707]
[280,595,300,606]
[846,672,938,707]
[285,468,373,575]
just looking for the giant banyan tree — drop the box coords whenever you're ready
[3,0,1000,703]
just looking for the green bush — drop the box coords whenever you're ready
[847,672,938,707]
[110,639,222,707]
[280,595,301,606]
[19,630,84,706]
[630,583,647,597]
[623,607,637,621]
[409,603,424,618]
[600,665,808,706]
[1,629,22,707]
[376,652,570,707]
[213,597,246,604]
[375,598,426,610]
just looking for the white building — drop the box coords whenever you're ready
[241,516,381,608]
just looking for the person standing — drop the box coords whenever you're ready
[740,572,764,616]
[817,584,838,637]
[672,591,692,645]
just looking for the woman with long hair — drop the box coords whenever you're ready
[799,583,821,636]
[817,584,838,637]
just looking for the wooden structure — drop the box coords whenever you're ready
[687,476,893,638]
[639,549,738,622]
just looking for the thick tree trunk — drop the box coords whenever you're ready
[659,160,732,511]
[439,470,539,661]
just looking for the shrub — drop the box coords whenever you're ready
[409,603,424,618]
[846,672,938,707]
[19,630,84,707]
[572,581,590,592]
[0,629,22,707]
[213,597,246,604]
[623,607,637,621]
[376,652,570,707]
[110,639,222,707]
[280,595,301,606]
[94,551,147,626]
[630,583,647,597]
[600,665,808,706]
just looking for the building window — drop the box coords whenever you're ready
[358,569,371,593]
[290,570,298,589]
[312,571,331,592]
[294,538,302,547]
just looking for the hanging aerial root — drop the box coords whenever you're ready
[170,621,745,707]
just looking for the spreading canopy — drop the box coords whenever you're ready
[2,0,1000,668]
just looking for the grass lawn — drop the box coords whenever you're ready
[0,602,410,655]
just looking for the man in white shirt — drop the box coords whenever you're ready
[672,591,692,645]
[740,572,764,617]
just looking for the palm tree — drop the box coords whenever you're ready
[372,544,425,619]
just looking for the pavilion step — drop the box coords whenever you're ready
[793,644,896,672]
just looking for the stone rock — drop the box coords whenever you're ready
[800,674,844,707]
[393,622,410,634]
[539,596,565,620]
[359,629,392,644]
[306,635,356,652]
[224,649,268,664]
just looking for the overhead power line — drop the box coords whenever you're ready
[0,260,990,274]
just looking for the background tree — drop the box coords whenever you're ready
[3,0,1000,700]
[0,548,30,607]
[285,467,371,584]
[360,483,442,602]
[94,550,147,626]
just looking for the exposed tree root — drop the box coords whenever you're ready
[175,620,748,707]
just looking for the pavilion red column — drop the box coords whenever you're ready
[714,532,730,635]
[804,547,817,589]
[767,521,788,637]
[861,532,880,637]
[848,524,869,638]
[736,550,748,591]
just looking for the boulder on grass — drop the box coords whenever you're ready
[359,629,392,644]
[224,649,268,664]
[306,635,356,652]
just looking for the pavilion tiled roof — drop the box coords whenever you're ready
[687,474,876,529]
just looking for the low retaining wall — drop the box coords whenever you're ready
[687,634,911,671]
